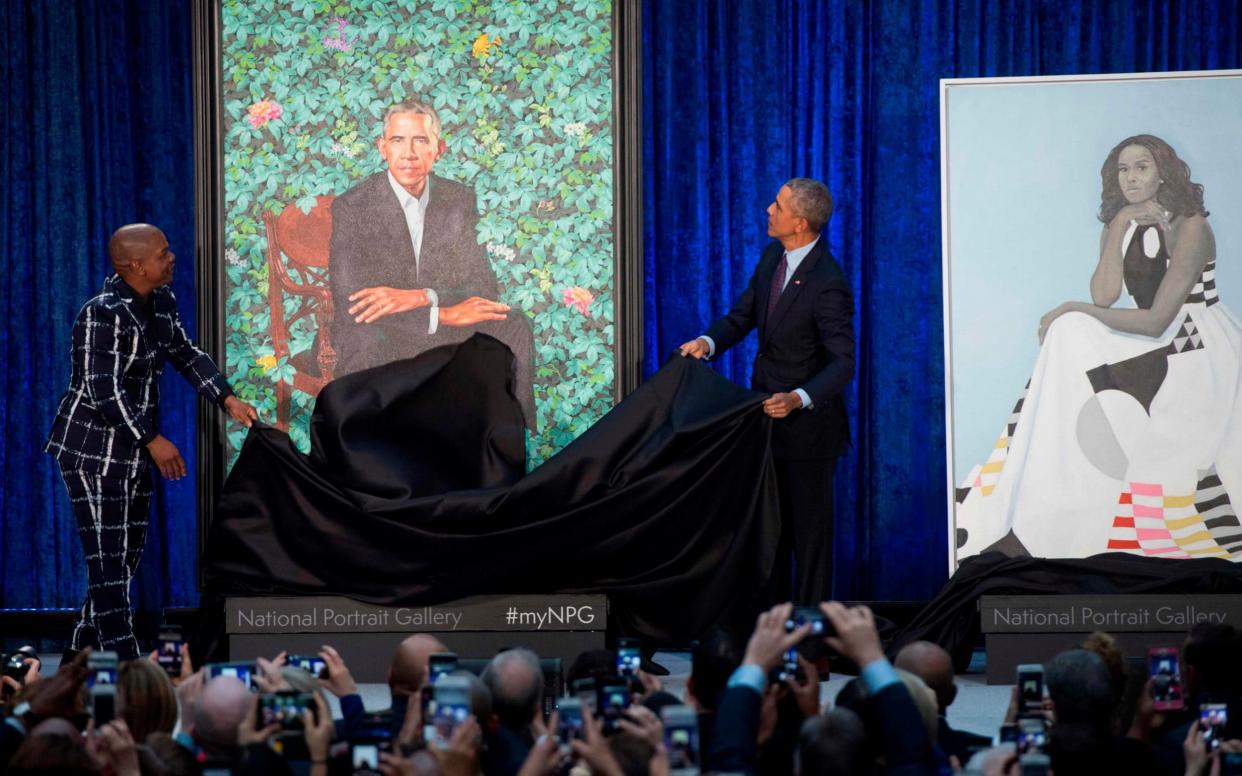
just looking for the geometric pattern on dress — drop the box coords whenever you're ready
[1195,467,1242,558]
[1164,313,1206,355]
[1185,260,1219,307]
[1107,479,1240,560]
[956,380,1030,501]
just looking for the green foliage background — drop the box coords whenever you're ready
[221,0,615,468]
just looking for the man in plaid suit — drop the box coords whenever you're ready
[45,223,258,659]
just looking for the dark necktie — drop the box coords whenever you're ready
[766,253,789,321]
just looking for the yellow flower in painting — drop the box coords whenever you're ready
[256,355,278,373]
[472,33,501,59]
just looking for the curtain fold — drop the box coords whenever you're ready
[642,0,1242,600]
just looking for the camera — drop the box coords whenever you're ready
[1017,717,1047,755]
[207,661,257,690]
[1200,700,1229,753]
[286,654,328,679]
[88,651,119,725]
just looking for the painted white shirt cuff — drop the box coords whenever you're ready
[427,289,439,334]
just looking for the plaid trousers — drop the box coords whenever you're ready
[59,466,152,660]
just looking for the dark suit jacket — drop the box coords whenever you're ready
[329,171,501,376]
[44,275,232,479]
[704,238,854,459]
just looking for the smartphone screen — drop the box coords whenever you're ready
[210,662,255,690]
[426,677,471,749]
[351,743,379,769]
[258,692,314,730]
[87,651,119,688]
[288,654,327,678]
[1018,718,1046,754]
[661,705,700,773]
[157,631,183,678]
[1201,703,1228,752]
[428,653,458,684]
[92,685,116,724]
[598,683,630,733]
[557,698,584,747]
[1148,648,1183,709]
[1017,665,1044,714]
[617,644,642,677]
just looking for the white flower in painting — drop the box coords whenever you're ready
[225,248,245,267]
[564,122,587,138]
[486,243,517,262]
[330,142,357,158]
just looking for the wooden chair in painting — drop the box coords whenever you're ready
[264,196,337,431]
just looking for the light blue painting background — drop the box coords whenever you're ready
[946,73,1242,484]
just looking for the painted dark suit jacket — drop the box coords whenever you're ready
[328,171,500,376]
[45,275,232,479]
[705,237,855,459]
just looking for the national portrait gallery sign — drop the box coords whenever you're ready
[981,595,1242,633]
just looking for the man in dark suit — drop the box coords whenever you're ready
[45,224,258,659]
[680,178,854,604]
[328,100,535,423]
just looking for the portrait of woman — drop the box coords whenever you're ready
[956,134,1242,561]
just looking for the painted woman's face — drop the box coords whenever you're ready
[1117,144,1161,204]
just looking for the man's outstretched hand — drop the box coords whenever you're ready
[440,297,510,327]
[223,396,259,427]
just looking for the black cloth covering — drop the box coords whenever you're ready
[893,552,1242,672]
[204,334,781,643]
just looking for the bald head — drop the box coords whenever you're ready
[481,648,543,732]
[192,676,251,754]
[895,641,956,714]
[388,634,449,695]
[108,223,175,292]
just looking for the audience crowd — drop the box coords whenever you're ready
[1,602,1240,775]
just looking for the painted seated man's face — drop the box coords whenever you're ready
[378,112,443,194]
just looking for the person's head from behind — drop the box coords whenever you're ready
[566,649,615,688]
[7,718,96,775]
[1183,622,1241,700]
[145,732,202,776]
[1044,649,1114,734]
[687,626,741,713]
[191,675,251,757]
[388,633,450,697]
[895,640,957,716]
[118,658,178,742]
[378,100,445,196]
[894,668,939,746]
[481,648,543,735]
[1080,631,1126,713]
[797,707,868,776]
[609,730,656,776]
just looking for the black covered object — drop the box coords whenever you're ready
[204,334,781,642]
[893,552,1242,672]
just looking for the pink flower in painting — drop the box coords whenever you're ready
[561,286,594,316]
[323,17,354,52]
[247,100,283,128]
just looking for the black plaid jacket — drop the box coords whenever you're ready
[45,275,233,479]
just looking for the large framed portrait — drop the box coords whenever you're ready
[192,0,642,555]
[942,70,1242,571]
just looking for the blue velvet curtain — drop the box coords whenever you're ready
[1,0,198,612]
[642,0,1242,600]
[4,0,1242,614]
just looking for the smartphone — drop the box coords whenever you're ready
[91,682,116,724]
[661,704,700,775]
[572,677,597,714]
[1148,647,1184,711]
[257,691,316,731]
[429,653,458,683]
[785,606,832,638]
[617,639,642,678]
[157,627,183,679]
[1201,701,1228,752]
[87,651,118,688]
[557,697,585,748]
[999,723,1019,744]
[1017,717,1046,755]
[1019,753,1051,776]
[349,736,391,775]
[598,680,631,734]
[425,676,471,749]
[208,661,256,690]
[1016,664,1045,715]
[287,654,328,679]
